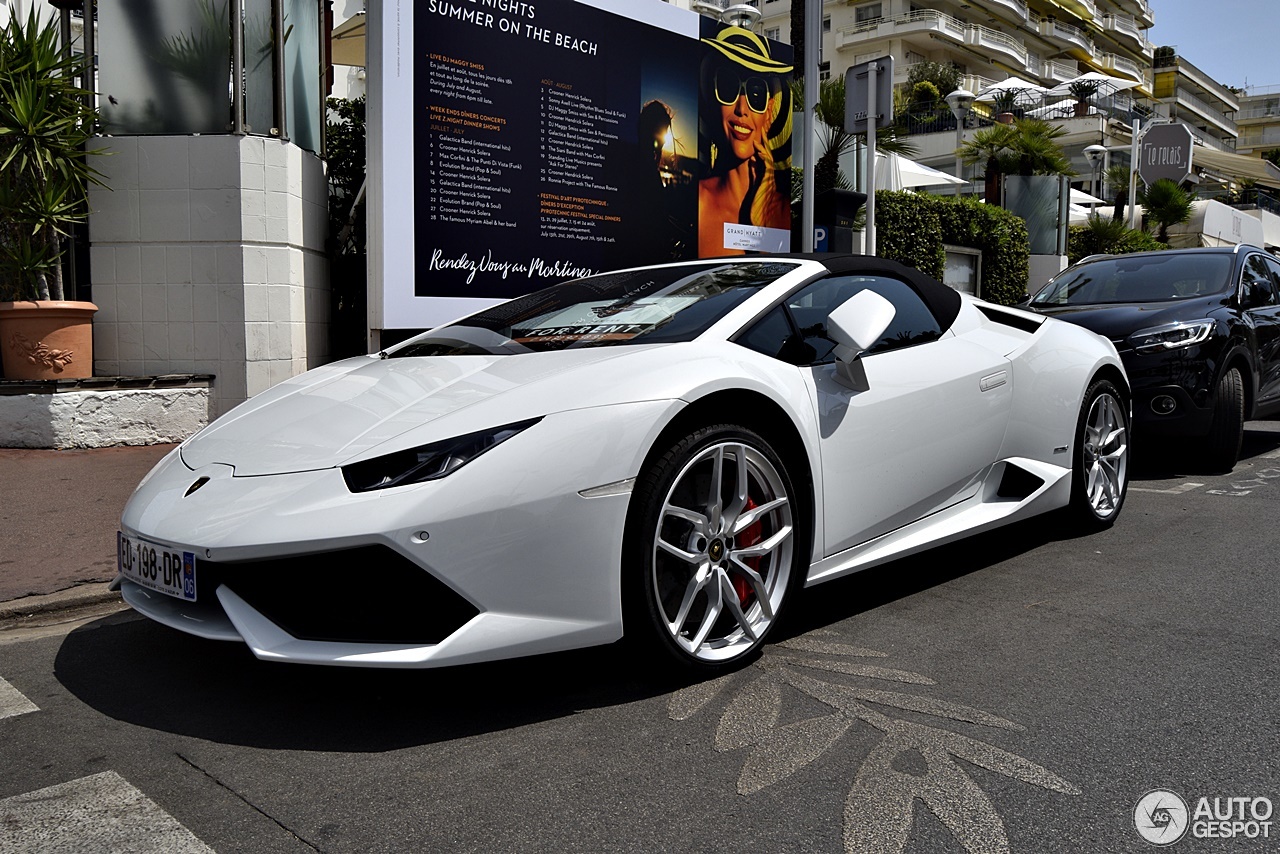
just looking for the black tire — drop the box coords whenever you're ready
[1068,379,1130,529]
[622,424,805,673]
[1203,367,1244,473]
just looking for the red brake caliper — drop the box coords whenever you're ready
[732,497,763,606]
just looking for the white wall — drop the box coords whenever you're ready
[88,136,330,417]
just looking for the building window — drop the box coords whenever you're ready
[855,2,883,24]
[823,15,831,32]
[765,27,781,41]
[820,61,831,81]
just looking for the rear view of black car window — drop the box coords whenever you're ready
[1030,254,1235,306]
[390,262,797,356]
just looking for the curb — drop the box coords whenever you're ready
[0,583,122,624]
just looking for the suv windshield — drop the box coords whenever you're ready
[389,262,798,357]
[1029,254,1234,306]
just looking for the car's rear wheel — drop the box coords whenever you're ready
[1069,379,1129,528]
[1204,367,1244,473]
[624,424,802,672]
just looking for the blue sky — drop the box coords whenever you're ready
[1147,1,1280,90]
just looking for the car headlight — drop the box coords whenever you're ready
[1129,320,1215,355]
[342,418,541,492]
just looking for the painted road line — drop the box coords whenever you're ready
[0,677,37,721]
[0,772,214,853]
[1129,482,1205,495]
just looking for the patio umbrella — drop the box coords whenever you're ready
[1070,188,1107,206]
[974,77,1048,106]
[1046,72,1137,99]
[874,152,967,190]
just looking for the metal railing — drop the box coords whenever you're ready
[1038,18,1095,57]
[967,23,1028,66]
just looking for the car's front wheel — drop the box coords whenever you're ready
[624,424,802,672]
[1069,379,1130,528]
[1203,366,1244,473]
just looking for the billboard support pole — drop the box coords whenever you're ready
[865,61,877,256]
[1128,119,1141,230]
[801,0,821,252]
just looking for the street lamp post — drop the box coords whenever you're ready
[1084,144,1107,203]
[945,89,976,191]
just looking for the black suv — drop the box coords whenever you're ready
[1024,245,1280,470]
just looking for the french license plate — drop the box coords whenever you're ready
[117,532,197,602]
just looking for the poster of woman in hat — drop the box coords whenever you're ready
[697,24,793,258]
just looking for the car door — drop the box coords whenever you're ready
[782,274,1014,558]
[1241,254,1280,408]
[1257,255,1280,408]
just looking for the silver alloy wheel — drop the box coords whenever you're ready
[650,441,793,663]
[1082,392,1128,519]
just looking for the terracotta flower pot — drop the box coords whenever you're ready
[0,300,98,380]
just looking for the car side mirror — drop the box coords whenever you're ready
[826,289,896,390]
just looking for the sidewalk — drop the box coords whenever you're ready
[0,445,175,609]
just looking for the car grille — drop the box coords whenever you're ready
[200,546,479,645]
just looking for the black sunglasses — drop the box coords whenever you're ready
[713,67,770,113]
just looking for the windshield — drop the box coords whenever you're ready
[1029,254,1234,307]
[390,262,798,357]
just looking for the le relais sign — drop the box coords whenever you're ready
[1139,123,1194,186]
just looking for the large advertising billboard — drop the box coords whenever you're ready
[371,0,792,329]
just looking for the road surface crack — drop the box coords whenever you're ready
[177,752,325,852]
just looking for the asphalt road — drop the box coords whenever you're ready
[3,428,1280,853]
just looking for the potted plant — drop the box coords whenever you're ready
[992,90,1018,124]
[0,8,103,380]
[1068,79,1101,117]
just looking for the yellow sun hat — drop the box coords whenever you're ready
[701,25,793,74]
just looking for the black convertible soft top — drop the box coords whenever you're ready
[775,253,964,333]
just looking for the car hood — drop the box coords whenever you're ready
[181,347,654,476]
[1028,296,1225,344]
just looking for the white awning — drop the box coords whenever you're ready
[1193,146,1280,190]
[331,12,366,67]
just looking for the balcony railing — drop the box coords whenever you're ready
[836,9,966,50]
[1038,18,1095,57]
[1043,59,1080,83]
[1238,105,1280,121]
[967,23,1027,67]
[971,0,1028,24]
[1171,88,1239,137]
[1059,0,1098,20]
[1101,13,1143,50]
[1237,128,1280,148]
[1098,53,1146,84]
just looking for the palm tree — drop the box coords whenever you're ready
[0,8,102,301]
[1103,163,1131,222]
[957,123,1016,205]
[1140,178,1194,242]
[957,119,1073,207]
[798,76,917,198]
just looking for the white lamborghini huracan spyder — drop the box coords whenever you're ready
[116,255,1130,671]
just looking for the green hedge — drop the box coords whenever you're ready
[874,191,946,281]
[873,191,1031,305]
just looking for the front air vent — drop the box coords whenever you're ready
[201,546,478,644]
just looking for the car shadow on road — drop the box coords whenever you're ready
[53,614,692,753]
[1128,423,1280,483]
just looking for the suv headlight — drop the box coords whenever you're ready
[342,419,541,492]
[1129,320,1215,355]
